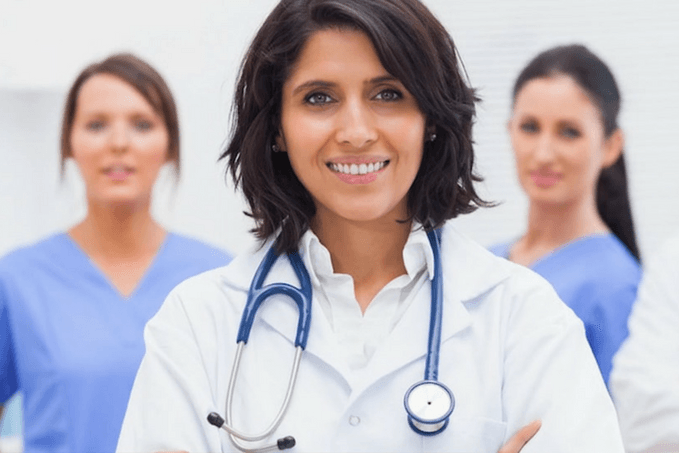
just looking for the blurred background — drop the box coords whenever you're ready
[2,0,679,448]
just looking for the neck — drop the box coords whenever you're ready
[311,214,411,313]
[513,195,608,265]
[69,200,165,261]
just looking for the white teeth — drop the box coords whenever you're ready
[329,161,388,175]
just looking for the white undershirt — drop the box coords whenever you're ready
[299,225,434,371]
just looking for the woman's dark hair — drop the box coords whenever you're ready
[60,53,180,175]
[221,0,488,254]
[512,44,640,261]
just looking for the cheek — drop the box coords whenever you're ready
[70,132,103,160]
[571,142,602,177]
[510,137,531,169]
[141,134,170,164]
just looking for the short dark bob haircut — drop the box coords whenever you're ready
[61,53,180,175]
[221,0,488,254]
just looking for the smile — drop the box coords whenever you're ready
[327,160,389,176]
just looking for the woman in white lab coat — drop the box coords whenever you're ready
[611,232,679,452]
[116,0,624,451]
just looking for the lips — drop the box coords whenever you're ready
[326,159,389,184]
[530,170,562,188]
[327,160,388,176]
[104,164,134,181]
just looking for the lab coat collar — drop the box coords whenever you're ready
[349,223,512,394]
[218,223,511,389]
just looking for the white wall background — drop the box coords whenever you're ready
[1,0,678,259]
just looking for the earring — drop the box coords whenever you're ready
[272,143,280,153]
[429,133,437,142]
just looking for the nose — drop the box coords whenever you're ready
[334,99,377,149]
[533,132,555,162]
[109,123,130,153]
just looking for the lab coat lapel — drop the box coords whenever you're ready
[223,225,510,395]
[351,273,473,396]
[248,246,352,381]
[349,224,509,396]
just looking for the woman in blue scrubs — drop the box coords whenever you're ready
[0,53,231,453]
[491,45,641,385]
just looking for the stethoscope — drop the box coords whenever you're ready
[207,229,454,452]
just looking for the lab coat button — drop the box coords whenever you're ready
[348,415,361,426]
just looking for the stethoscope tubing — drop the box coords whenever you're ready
[215,246,311,452]
[237,248,312,349]
[424,229,443,381]
[223,343,303,452]
[210,229,451,450]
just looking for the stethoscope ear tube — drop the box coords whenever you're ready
[237,248,313,349]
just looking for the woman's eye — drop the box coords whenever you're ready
[86,121,105,131]
[374,89,402,102]
[561,127,581,139]
[520,122,538,133]
[134,120,153,131]
[305,92,333,105]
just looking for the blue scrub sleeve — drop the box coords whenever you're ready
[0,280,19,403]
[584,283,636,385]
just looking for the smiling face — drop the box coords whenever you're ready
[508,75,621,208]
[278,28,427,228]
[69,73,170,208]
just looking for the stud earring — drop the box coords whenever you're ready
[429,133,437,142]
[272,143,280,152]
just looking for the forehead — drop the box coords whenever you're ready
[284,28,388,87]
[514,76,600,123]
[75,73,156,115]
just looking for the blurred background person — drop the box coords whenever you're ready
[611,231,679,453]
[0,53,231,453]
[490,44,641,386]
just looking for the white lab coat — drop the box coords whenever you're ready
[610,233,679,453]
[117,224,623,452]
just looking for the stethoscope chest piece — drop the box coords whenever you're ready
[404,380,455,436]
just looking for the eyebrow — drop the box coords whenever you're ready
[291,75,400,96]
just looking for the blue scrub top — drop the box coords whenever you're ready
[490,234,640,385]
[0,232,231,453]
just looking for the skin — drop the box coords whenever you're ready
[278,28,540,452]
[67,73,172,297]
[507,75,623,267]
[278,28,426,312]
[53,30,541,453]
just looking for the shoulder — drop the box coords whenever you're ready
[158,241,268,318]
[564,234,640,277]
[648,231,679,273]
[0,233,69,277]
[487,239,513,258]
[161,233,233,270]
[579,234,641,294]
[440,224,571,320]
[536,234,641,298]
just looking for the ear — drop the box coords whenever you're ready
[274,132,287,153]
[602,128,624,168]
